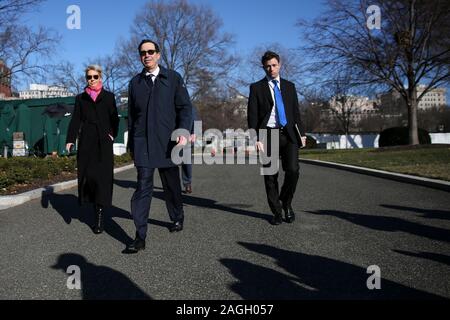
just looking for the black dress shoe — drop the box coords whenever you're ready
[169,221,183,233]
[126,234,146,253]
[270,214,283,225]
[283,206,296,223]
[92,205,104,234]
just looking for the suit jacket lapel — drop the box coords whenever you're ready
[260,78,273,111]
[279,78,290,116]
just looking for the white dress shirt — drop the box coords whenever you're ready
[266,75,282,128]
[145,66,160,83]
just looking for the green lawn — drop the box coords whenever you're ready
[300,145,450,181]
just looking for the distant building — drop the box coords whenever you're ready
[231,93,248,117]
[325,95,380,122]
[416,85,447,109]
[19,84,74,99]
[0,60,12,99]
[380,85,447,113]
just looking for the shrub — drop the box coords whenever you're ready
[379,127,431,147]
[0,153,132,194]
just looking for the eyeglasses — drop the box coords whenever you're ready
[86,75,99,80]
[140,49,158,56]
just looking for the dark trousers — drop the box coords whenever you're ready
[263,128,299,216]
[181,163,192,186]
[131,166,184,239]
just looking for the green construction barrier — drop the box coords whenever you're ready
[0,104,16,155]
[0,97,130,156]
[0,97,75,156]
[116,109,128,144]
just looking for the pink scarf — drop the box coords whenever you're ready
[85,82,103,102]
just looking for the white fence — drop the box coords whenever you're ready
[309,133,450,149]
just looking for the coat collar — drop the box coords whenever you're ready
[82,89,106,103]
[139,65,169,87]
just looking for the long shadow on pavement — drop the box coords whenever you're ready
[41,190,173,246]
[306,210,450,243]
[393,250,450,267]
[381,204,450,221]
[114,179,137,190]
[51,253,151,299]
[220,242,444,299]
[41,191,134,246]
[150,190,273,223]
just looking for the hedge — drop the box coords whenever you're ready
[0,153,133,193]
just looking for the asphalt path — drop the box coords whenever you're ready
[0,160,449,300]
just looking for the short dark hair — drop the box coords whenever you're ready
[261,51,280,65]
[138,39,160,53]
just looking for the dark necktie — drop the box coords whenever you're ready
[145,73,154,88]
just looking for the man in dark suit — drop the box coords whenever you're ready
[126,39,192,253]
[247,51,306,226]
[181,104,199,194]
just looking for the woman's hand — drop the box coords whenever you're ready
[66,143,74,153]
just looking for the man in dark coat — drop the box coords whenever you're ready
[247,51,306,226]
[126,39,192,253]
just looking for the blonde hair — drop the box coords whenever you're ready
[85,64,102,78]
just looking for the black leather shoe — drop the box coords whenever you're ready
[126,234,146,253]
[270,214,283,225]
[92,205,104,234]
[169,221,183,233]
[283,206,296,223]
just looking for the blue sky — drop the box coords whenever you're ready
[20,0,324,89]
[20,0,448,102]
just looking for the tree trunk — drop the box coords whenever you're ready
[407,87,420,145]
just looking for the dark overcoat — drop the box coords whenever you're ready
[66,89,119,206]
[127,66,192,168]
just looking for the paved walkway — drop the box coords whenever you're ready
[0,162,449,299]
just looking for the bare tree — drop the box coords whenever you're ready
[324,74,366,142]
[297,0,450,145]
[0,0,43,25]
[51,55,129,97]
[86,55,128,97]
[116,0,234,100]
[52,61,84,95]
[117,0,236,102]
[0,0,60,87]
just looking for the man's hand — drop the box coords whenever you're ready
[66,143,74,153]
[255,141,265,153]
[176,136,188,146]
[189,134,196,143]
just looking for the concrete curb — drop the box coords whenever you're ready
[0,164,135,211]
[299,158,450,192]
